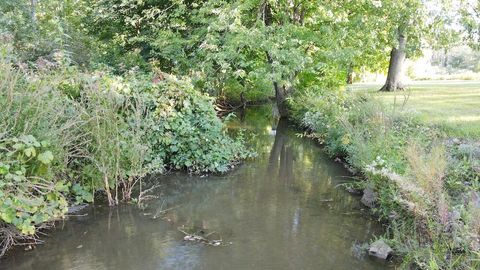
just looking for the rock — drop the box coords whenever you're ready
[458,143,480,159]
[361,187,376,208]
[368,239,393,260]
[450,209,461,221]
[346,187,363,195]
[388,211,399,221]
[470,191,480,208]
[444,138,461,147]
[346,166,358,174]
[473,166,480,175]
[350,242,368,260]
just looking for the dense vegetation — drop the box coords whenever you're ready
[0,38,250,255]
[1,0,479,269]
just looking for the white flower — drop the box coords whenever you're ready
[372,0,382,8]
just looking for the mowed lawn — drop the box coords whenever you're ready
[349,80,480,138]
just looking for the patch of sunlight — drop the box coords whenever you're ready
[445,115,480,123]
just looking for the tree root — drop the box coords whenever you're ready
[379,83,405,92]
[0,222,50,257]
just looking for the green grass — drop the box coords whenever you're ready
[349,80,480,139]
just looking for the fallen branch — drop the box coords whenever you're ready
[177,226,231,247]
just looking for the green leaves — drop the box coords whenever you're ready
[0,163,10,175]
[72,183,93,203]
[24,147,36,158]
[0,136,69,235]
[37,151,54,165]
[146,75,252,173]
[0,208,15,223]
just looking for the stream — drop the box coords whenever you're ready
[1,105,395,270]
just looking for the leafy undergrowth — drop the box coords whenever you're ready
[0,50,252,256]
[291,90,480,269]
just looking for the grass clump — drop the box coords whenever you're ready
[291,90,480,269]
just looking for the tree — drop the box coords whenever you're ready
[88,0,462,110]
[0,0,94,64]
[374,0,425,91]
[376,0,460,91]
[380,31,407,91]
[460,0,480,50]
[88,0,390,116]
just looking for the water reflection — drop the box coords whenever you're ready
[0,105,395,270]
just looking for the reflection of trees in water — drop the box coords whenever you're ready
[268,119,295,186]
[266,117,364,210]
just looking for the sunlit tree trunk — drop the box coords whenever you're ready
[346,65,354,84]
[443,48,448,68]
[380,33,407,92]
[272,81,290,118]
[30,0,37,26]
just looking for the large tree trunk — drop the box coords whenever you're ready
[273,82,289,118]
[266,52,290,118]
[380,33,407,92]
[443,48,448,68]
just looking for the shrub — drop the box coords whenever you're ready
[145,75,252,173]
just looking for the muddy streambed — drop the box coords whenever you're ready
[1,105,395,270]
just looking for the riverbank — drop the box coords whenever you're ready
[290,89,480,269]
[0,54,251,257]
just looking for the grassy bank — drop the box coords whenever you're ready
[349,81,480,138]
[290,85,480,269]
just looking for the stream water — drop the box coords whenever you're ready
[1,105,395,270]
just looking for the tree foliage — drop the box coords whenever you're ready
[1,0,477,263]
[460,0,480,50]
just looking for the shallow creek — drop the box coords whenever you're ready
[1,105,395,270]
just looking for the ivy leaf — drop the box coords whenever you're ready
[21,222,35,235]
[24,147,36,157]
[0,209,15,223]
[37,151,54,165]
[83,193,94,203]
[12,143,24,150]
[0,163,9,175]
[55,181,69,192]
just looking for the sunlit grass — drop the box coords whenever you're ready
[349,81,480,139]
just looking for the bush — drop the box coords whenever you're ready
[146,75,252,173]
